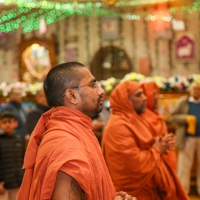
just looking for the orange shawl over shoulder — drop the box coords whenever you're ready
[18,107,116,200]
[141,82,177,172]
[101,81,189,200]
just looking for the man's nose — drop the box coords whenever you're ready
[98,87,105,96]
[142,94,147,100]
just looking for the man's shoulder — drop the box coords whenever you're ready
[42,131,84,147]
[38,133,88,165]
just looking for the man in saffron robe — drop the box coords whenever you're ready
[17,62,136,200]
[102,81,189,200]
[141,82,177,172]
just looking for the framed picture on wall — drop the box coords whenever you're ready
[101,18,119,41]
[176,32,195,62]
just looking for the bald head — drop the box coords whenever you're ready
[190,82,200,100]
[44,62,86,107]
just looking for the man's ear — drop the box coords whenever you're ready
[65,89,78,105]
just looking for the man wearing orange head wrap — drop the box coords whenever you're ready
[141,82,177,172]
[102,81,189,200]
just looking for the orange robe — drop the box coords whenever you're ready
[141,82,177,172]
[101,81,189,200]
[18,106,116,200]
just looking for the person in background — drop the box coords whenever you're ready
[18,62,136,200]
[171,82,200,195]
[141,82,177,172]
[92,100,110,144]
[2,88,27,138]
[26,88,49,135]
[0,111,25,200]
[102,81,189,200]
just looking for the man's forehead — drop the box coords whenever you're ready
[130,87,143,96]
[135,87,143,93]
[79,67,95,82]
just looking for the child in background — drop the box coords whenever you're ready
[0,111,25,200]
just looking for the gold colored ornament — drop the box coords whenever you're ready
[103,0,118,6]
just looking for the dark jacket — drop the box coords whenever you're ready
[2,101,27,137]
[0,132,25,189]
[26,103,49,134]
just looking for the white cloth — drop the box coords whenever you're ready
[0,188,19,200]
[188,96,200,104]
[177,137,200,195]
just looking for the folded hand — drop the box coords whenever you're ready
[114,191,137,200]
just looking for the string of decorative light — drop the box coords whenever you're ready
[115,0,177,7]
[1,0,199,21]
[0,6,33,23]
[0,0,186,9]
[1,0,200,33]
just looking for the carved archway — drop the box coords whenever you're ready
[18,34,57,82]
[91,46,132,81]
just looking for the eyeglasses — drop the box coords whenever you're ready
[63,81,99,97]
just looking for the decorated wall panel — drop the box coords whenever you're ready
[0,9,200,83]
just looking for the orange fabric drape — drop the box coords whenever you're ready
[18,106,116,200]
[102,81,189,200]
[141,82,177,172]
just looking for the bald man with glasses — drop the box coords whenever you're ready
[18,62,136,200]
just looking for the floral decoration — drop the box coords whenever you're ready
[99,77,120,95]
[0,73,199,97]
[0,82,43,97]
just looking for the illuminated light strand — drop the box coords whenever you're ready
[21,9,140,33]
[0,0,198,11]
[0,9,181,33]
[0,3,82,33]
[0,9,43,33]
[115,0,177,7]
[0,0,200,22]
[0,5,112,33]
[0,6,34,23]
[0,0,183,11]
[16,8,113,33]
[1,0,200,33]
[0,1,105,24]
[0,0,102,10]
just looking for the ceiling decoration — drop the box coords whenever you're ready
[0,0,197,34]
